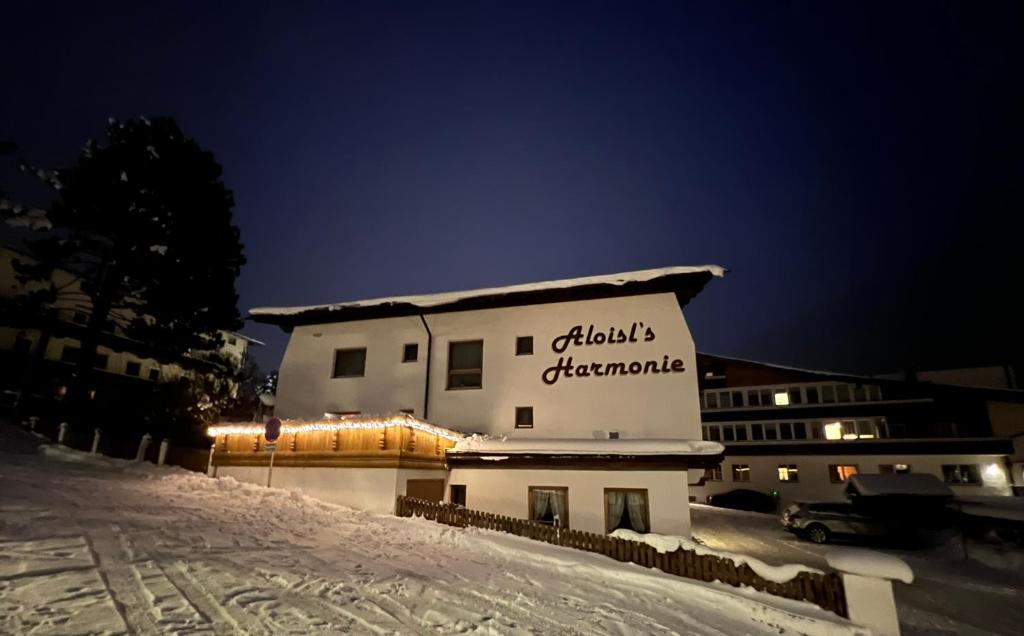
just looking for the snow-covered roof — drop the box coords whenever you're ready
[844,474,953,498]
[250,265,725,328]
[448,436,724,456]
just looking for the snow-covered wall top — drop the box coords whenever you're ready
[250,265,725,327]
[450,436,724,456]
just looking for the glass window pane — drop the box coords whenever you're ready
[333,348,367,377]
[720,392,732,408]
[765,423,778,440]
[722,426,735,441]
[806,387,819,403]
[780,422,793,440]
[822,386,836,403]
[836,385,851,402]
[450,341,483,369]
[709,426,721,441]
[751,423,764,440]
[748,390,761,407]
[735,425,748,441]
[793,422,807,439]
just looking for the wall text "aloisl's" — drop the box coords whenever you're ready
[542,323,687,385]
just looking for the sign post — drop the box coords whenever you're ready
[264,417,281,487]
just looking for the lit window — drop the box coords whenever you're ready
[773,391,790,406]
[830,420,847,439]
[732,464,752,482]
[778,464,799,482]
[828,464,859,483]
[942,464,981,485]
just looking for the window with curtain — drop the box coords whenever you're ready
[604,489,650,534]
[528,487,568,528]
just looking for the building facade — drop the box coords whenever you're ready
[690,354,1022,507]
[244,266,726,535]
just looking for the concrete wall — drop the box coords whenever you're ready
[446,468,692,536]
[215,465,444,514]
[276,292,700,440]
[691,452,1013,507]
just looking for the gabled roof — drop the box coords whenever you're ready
[251,265,725,330]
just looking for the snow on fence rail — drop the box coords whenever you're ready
[395,496,848,618]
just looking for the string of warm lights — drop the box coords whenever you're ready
[206,413,465,442]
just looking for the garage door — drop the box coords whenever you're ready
[406,479,445,502]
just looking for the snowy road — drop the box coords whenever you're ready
[0,426,857,636]
[690,504,1024,636]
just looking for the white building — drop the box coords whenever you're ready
[231,266,726,535]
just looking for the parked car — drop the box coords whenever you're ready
[706,489,777,513]
[782,501,888,544]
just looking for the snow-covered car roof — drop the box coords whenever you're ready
[249,265,725,329]
[844,473,954,498]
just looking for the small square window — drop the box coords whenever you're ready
[125,361,141,376]
[773,391,789,406]
[93,354,108,370]
[450,484,467,507]
[828,464,859,483]
[60,346,79,363]
[732,464,751,482]
[515,336,533,356]
[515,406,534,428]
[333,348,367,378]
[402,343,418,362]
[778,464,800,482]
[148,368,160,381]
[704,465,723,481]
[608,431,620,439]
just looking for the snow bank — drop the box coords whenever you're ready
[450,435,724,456]
[610,529,823,583]
[826,548,914,584]
[250,265,726,317]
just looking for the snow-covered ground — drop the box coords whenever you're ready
[0,424,859,636]
[690,504,1024,636]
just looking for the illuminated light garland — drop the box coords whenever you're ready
[206,413,465,442]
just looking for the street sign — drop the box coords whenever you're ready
[265,417,282,443]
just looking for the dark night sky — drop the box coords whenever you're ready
[2,1,1022,375]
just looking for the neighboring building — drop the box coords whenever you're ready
[691,353,1023,506]
[236,266,726,535]
[0,245,261,408]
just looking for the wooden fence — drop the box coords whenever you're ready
[396,496,847,618]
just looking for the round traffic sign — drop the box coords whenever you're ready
[264,417,282,443]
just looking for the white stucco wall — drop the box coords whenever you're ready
[446,468,692,536]
[215,465,445,514]
[690,452,1013,507]
[275,292,700,439]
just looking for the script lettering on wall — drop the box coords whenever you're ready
[543,322,686,385]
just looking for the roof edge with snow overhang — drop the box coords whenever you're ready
[249,265,726,330]
[445,437,726,470]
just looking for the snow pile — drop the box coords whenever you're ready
[845,474,953,498]
[610,529,823,583]
[826,548,914,584]
[250,265,727,317]
[450,434,724,456]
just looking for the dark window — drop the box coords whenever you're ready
[764,423,778,440]
[227,337,237,346]
[806,387,819,403]
[148,368,159,381]
[708,426,721,441]
[780,422,793,440]
[450,484,467,507]
[530,486,569,528]
[104,319,117,333]
[942,464,981,485]
[704,465,723,481]
[608,431,619,439]
[793,422,807,439]
[835,385,851,402]
[705,392,718,409]
[125,361,141,376]
[73,312,88,325]
[732,391,744,407]
[447,340,483,389]
[788,388,803,404]
[94,354,108,370]
[719,392,732,408]
[722,426,735,441]
[732,465,751,482]
[333,348,367,378]
[60,346,79,363]
[822,386,837,403]
[734,425,748,441]
[515,406,534,428]
[14,337,32,355]
[751,423,764,440]
[515,336,533,356]
[402,343,418,362]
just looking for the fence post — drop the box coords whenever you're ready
[158,439,170,466]
[135,433,153,462]
[91,428,101,454]
[827,549,911,635]
[57,422,69,445]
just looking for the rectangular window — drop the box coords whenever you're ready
[761,389,773,406]
[515,336,533,356]
[704,465,723,481]
[447,340,483,389]
[705,392,718,409]
[125,361,141,376]
[608,431,619,439]
[732,464,752,482]
[708,426,721,442]
[835,385,851,403]
[879,464,911,475]
[822,385,837,403]
[828,464,859,483]
[701,426,709,441]
[853,385,867,401]
[515,406,534,429]
[780,422,793,440]
[148,368,160,381]
[788,388,803,404]
[793,421,807,439]
[942,464,981,485]
[731,391,744,407]
[747,390,761,407]
[530,486,569,528]
[734,424,748,441]
[810,421,823,440]
[450,485,467,507]
[60,346,79,363]
[868,385,882,401]
[719,391,733,408]
[722,425,735,442]
[93,354,108,370]
[764,422,778,440]
[227,337,237,346]
[604,488,649,533]
[805,387,819,404]
[751,423,764,441]
[823,421,843,440]
[773,390,789,406]
[778,464,800,482]
[402,343,418,362]
[333,348,367,378]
